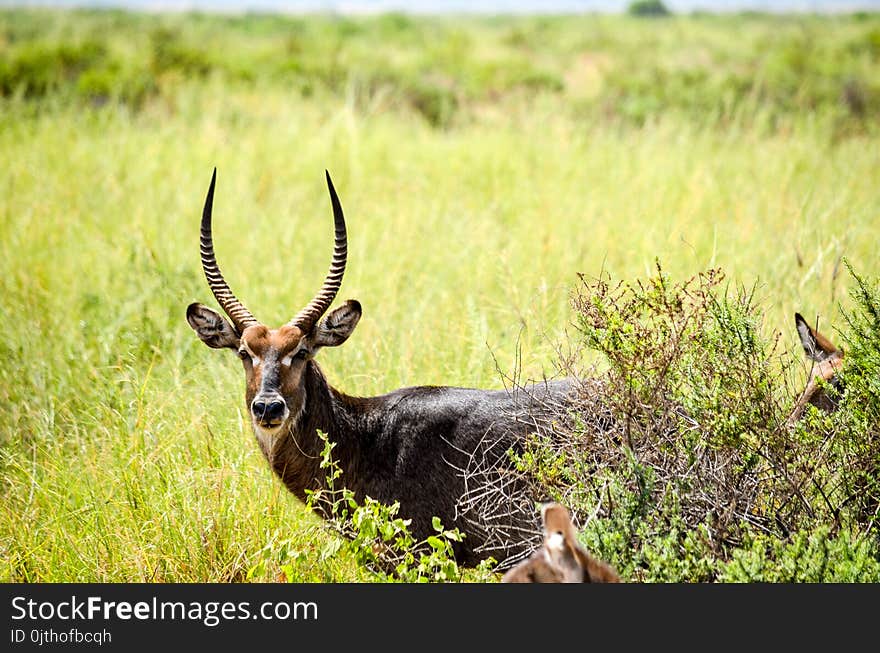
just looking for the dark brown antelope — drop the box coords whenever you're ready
[501,503,620,583]
[186,169,575,568]
[789,312,845,423]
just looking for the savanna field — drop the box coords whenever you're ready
[1,8,879,582]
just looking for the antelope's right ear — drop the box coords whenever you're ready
[795,312,839,362]
[186,303,240,350]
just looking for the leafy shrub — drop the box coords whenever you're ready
[149,27,212,77]
[512,261,880,581]
[404,78,459,129]
[75,64,155,107]
[830,263,880,525]
[719,527,880,582]
[0,40,106,98]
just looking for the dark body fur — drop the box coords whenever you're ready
[264,360,574,567]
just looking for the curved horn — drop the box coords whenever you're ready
[199,168,259,333]
[289,171,348,332]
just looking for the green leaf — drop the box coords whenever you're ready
[443,530,461,542]
[427,536,445,551]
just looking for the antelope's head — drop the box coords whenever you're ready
[186,169,361,442]
[791,312,845,421]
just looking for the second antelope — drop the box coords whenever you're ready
[790,312,845,423]
[501,503,620,583]
[186,169,575,567]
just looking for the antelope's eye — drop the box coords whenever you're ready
[237,349,249,360]
[282,349,307,367]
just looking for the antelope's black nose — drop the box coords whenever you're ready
[252,398,286,424]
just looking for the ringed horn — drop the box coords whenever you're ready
[198,168,348,335]
[288,171,348,333]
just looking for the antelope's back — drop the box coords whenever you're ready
[359,378,577,566]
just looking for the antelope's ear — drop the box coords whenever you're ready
[308,299,362,349]
[186,303,240,350]
[795,312,839,362]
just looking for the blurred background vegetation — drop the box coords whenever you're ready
[2,9,879,130]
[1,7,878,582]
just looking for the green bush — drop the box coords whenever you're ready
[404,78,459,128]
[719,527,880,582]
[627,0,671,17]
[75,63,155,107]
[149,27,212,77]
[0,39,106,98]
[512,261,880,581]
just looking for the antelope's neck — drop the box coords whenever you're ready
[258,360,369,502]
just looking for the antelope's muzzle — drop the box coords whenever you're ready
[251,395,287,428]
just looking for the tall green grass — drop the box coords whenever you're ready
[1,9,878,581]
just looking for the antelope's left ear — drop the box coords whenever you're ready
[308,300,362,349]
[187,303,241,350]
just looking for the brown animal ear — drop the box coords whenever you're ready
[307,299,362,349]
[795,313,840,362]
[541,503,574,535]
[186,303,240,350]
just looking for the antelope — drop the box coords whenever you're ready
[789,312,845,423]
[186,169,575,568]
[501,503,620,583]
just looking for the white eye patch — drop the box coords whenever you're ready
[240,341,261,365]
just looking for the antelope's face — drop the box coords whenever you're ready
[793,312,845,417]
[187,302,361,439]
[186,168,360,443]
[238,324,308,431]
